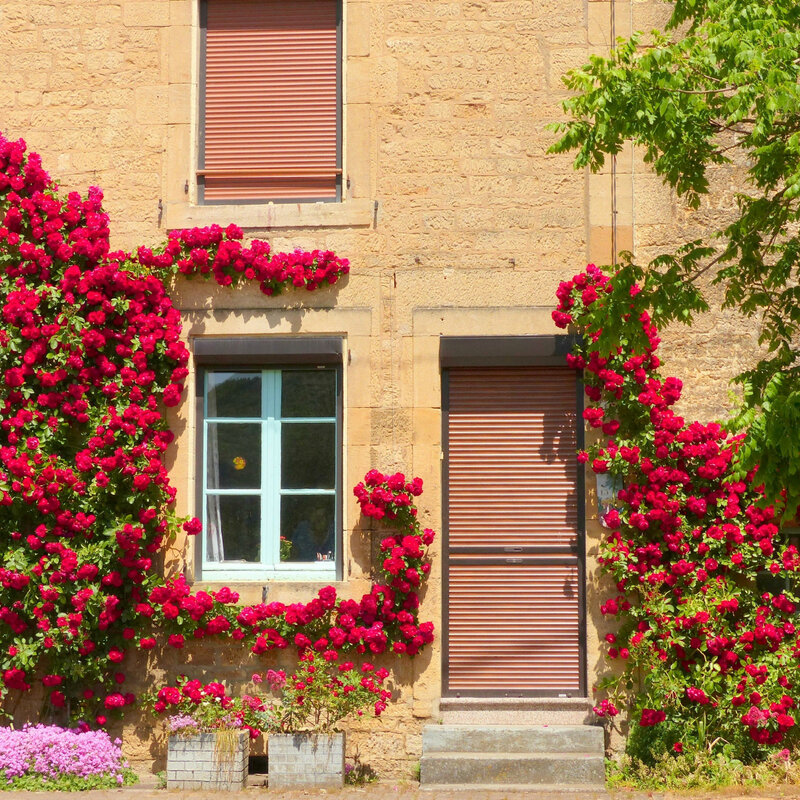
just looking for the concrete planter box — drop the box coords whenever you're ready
[166,730,249,790]
[268,732,345,789]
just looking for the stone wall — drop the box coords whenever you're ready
[0,0,761,779]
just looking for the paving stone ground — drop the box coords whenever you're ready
[3,777,800,800]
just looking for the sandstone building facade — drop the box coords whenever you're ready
[1,0,759,775]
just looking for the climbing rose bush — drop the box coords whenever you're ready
[353,470,435,655]
[146,469,435,660]
[554,264,800,760]
[0,132,433,723]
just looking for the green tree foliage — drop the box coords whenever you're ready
[550,0,800,513]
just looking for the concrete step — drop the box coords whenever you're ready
[423,724,604,754]
[420,751,606,787]
[440,696,594,726]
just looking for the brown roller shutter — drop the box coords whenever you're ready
[444,367,584,696]
[201,0,340,201]
[448,563,581,692]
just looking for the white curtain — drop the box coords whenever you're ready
[205,394,225,562]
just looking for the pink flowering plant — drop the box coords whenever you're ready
[554,264,800,763]
[253,648,392,734]
[144,677,249,737]
[0,724,136,789]
[148,651,391,738]
[0,132,434,725]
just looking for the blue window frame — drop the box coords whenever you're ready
[200,366,339,581]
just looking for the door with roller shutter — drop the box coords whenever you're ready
[443,364,585,696]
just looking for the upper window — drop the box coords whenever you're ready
[200,366,340,581]
[199,0,342,203]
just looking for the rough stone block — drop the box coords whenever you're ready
[123,1,170,27]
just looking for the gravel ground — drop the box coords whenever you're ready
[3,778,800,800]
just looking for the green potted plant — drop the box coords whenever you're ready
[256,649,391,789]
[146,678,253,791]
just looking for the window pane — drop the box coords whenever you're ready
[207,372,261,418]
[282,370,336,418]
[281,423,335,489]
[207,423,261,489]
[281,495,335,563]
[206,495,260,562]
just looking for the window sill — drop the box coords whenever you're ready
[188,577,348,606]
[164,199,374,231]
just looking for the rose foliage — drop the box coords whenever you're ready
[550,0,800,513]
[0,132,434,725]
[555,264,800,760]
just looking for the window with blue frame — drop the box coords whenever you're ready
[200,366,339,581]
